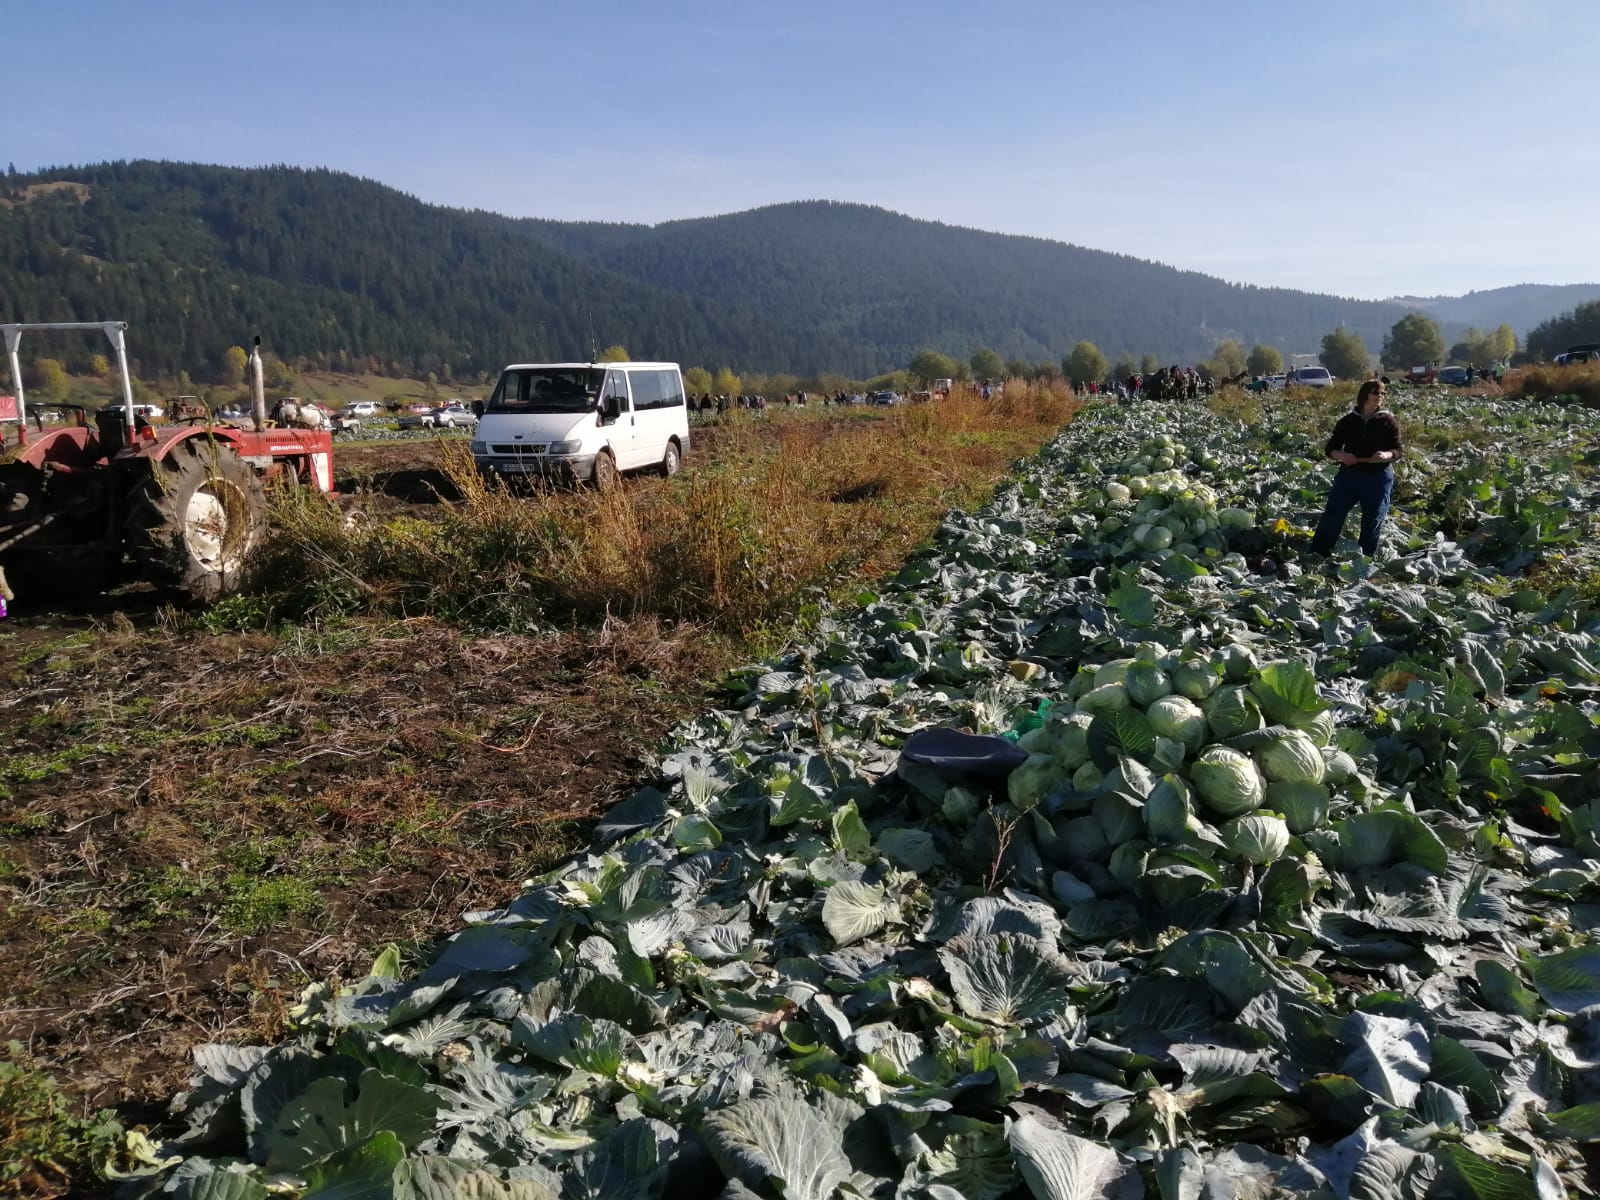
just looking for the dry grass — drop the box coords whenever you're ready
[243,384,1079,633]
[1506,362,1600,408]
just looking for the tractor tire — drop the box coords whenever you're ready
[124,439,267,602]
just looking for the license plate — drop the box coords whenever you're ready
[492,461,537,473]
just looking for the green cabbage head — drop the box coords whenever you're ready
[1221,812,1291,864]
[1190,745,1265,816]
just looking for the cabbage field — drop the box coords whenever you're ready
[134,390,1600,1200]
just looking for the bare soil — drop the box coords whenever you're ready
[0,607,734,1122]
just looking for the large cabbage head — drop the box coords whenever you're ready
[1045,712,1095,768]
[1093,658,1135,688]
[1077,683,1130,716]
[1255,730,1327,785]
[1172,660,1220,701]
[1145,774,1193,842]
[1322,747,1359,784]
[1146,695,1207,749]
[1007,754,1070,812]
[1221,812,1291,864]
[1125,662,1174,707]
[1204,685,1264,740]
[1215,644,1259,683]
[1190,746,1265,816]
[1265,780,1331,835]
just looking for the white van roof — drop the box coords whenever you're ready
[501,361,681,371]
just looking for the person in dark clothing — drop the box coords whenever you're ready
[1310,380,1403,557]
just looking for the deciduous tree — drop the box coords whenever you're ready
[88,353,111,377]
[712,367,741,395]
[31,357,69,401]
[596,345,630,363]
[1063,341,1107,386]
[683,366,713,394]
[1208,339,1247,380]
[1381,314,1444,370]
[1140,353,1162,375]
[969,347,1004,381]
[909,349,959,385]
[1246,344,1283,377]
[1488,323,1516,364]
[222,345,248,384]
[1321,328,1371,379]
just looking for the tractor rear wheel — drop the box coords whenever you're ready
[124,439,267,601]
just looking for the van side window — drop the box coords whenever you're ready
[629,370,661,411]
[655,369,685,409]
[604,371,631,410]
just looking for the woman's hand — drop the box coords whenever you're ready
[1331,450,1358,465]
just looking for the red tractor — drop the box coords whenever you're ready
[0,322,334,604]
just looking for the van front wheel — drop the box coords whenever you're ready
[660,442,681,478]
[592,450,619,492]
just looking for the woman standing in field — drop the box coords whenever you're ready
[1310,380,1403,557]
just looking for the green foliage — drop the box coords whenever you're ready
[222,344,248,384]
[0,1045,127,1195]
[1207,339,1247,379]
[1320,327,1370,379]
[683,366,713,394]
[595,345,630,363]
[1140,353,1161,375]
[87,352,110,377]
[1382,313,1445,370]
[969,347,1004,381]
[1527,299,1600,361]
[909,349,959,386]
[29,357,68,401]
[1064,340,1107,385]
[1246,344,1283,377]
[712,366,741,395]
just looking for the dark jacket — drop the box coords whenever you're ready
[1324,409,1402,473]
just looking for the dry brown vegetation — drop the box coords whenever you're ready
[0,384,1076,1195]
[1506,361,1600,408]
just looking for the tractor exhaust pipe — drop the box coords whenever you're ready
[249,336,266,432]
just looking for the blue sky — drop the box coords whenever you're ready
[7,0,1595,299]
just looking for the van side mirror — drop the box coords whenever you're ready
[472,400,484,417]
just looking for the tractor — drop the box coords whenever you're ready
[0,322,334,604]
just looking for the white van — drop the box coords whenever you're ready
[471,361,690,487]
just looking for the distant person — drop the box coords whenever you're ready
[1310,380,1403,558]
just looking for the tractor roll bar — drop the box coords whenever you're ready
[2,321,136,446]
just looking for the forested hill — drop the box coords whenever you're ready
[518,202,1424,369]
[0,160,1562,380]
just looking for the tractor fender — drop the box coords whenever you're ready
[130,426,336,492]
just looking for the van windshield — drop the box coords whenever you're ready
[487,368,606,414]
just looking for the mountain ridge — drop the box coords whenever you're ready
[0,161,1592,379]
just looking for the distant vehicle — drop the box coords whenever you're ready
[1408,364,1438,385]
[471,361,689,487]
[1285,367,1333,388]
[103,402,165,420]
[1437,366,1470,386]
[344,401,378,417]
[869,390,902,406]
[846,392,868,405]
[1556,344,1600,366]
[1264,374,1288,390]
[931,377,954,395]
[398,403,476,430]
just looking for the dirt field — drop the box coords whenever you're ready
[0,410,884,1118]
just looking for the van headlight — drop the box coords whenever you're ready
[469,440,487,455]
[547,440,581,455]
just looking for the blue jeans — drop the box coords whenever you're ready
[1311,467,1393,556]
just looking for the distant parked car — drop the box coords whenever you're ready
[1555,344,1600,366]
[869,390,902,405]
[1285,367,1333,388]
[103,402,166,420]
[344,401,378,417]
[1437,366,1470,386]
[846,392,868,405]
[399,403,477,430]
